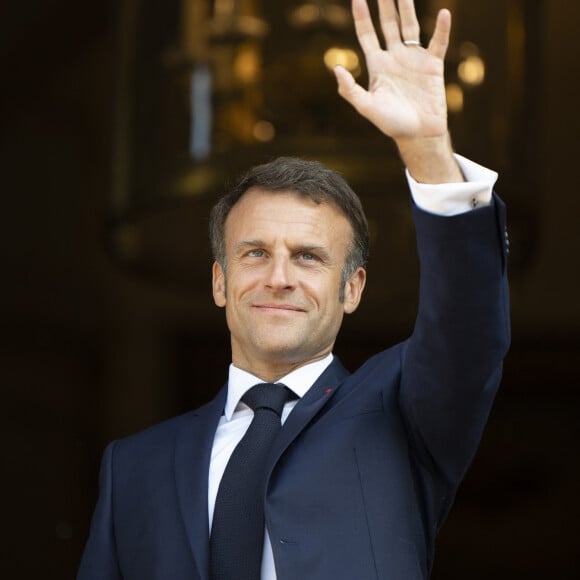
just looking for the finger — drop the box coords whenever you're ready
[334,65,373,118]
[427,8,452,60]
[352,0,381,55]
[398,0,421,43]
[377,0,403,48]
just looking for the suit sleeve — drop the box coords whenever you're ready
[398,193,510,485]
[77,441,123,580]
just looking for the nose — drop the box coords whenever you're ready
[265,255,295,291]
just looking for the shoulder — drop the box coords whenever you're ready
[332,340,409,402]
[349,340,409,383]
[110,391,224,459]
[106,409,196,460]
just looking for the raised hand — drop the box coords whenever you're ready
[335,0,462,182]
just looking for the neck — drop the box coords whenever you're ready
[232,353,331,383]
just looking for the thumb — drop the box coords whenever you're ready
[334,65,372,116]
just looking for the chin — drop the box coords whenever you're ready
[255,339,311,364]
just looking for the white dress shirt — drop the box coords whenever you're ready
[207,155,498,579]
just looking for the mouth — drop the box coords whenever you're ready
[252,304,306,313]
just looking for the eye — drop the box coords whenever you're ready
[247,249,264,258]
[300,252,317,261]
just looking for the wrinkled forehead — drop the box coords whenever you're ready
[228,186,347,223]
[226,186,346,226]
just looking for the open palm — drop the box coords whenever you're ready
[335,0,451,141]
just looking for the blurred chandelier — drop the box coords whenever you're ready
[113,1,384,207]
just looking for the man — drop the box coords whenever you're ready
[78,0,510,578]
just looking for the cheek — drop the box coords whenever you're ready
[226,271,260,303]
[305,278,343,310]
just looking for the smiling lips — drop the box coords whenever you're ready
[253,303,306,313]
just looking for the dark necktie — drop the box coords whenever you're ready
[209,382,292,580]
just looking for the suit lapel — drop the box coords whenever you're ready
[174,387,226,580]
[268,358,350,469]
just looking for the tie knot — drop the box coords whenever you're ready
[242,383,292,417]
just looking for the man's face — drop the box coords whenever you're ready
[212,188,366,377]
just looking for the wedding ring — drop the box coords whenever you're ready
[403,40,421,47]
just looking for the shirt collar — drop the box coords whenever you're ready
[223,353,334,420]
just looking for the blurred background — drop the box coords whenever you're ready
[1,0,579,577]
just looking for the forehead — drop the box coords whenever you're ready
[226,187,345,227]
[224,187,352,244]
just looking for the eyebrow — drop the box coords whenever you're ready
[234,240,265,254]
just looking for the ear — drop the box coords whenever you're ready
[343,267,366,314]
[212,261,226,307]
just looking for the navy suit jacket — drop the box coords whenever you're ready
[78,197,510,580]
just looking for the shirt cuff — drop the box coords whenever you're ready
[406,154,498,216]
